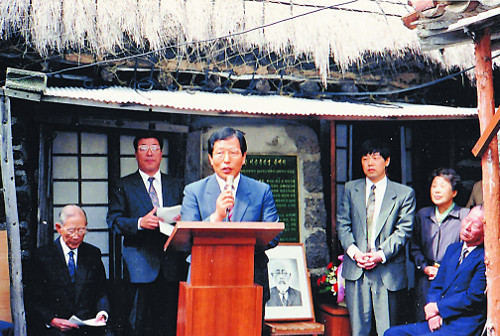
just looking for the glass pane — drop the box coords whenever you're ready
[160,158,168,175]
[336,184,345,212]
[336,149,347,182]
[81,133,108,154]
[82,157,108,179]
[52,156,78,179]
[81,182,108,204]
[336,124,348,148]
[120,157,138,177]
[162,138,169,155]
[53,206,64,225]
[53,182,79,204]
[53,132,78,154]
[83,206,109,230]
[120,135,136,155]
[84,231,109,254]
[102,256,109,279]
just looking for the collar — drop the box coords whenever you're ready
[215,173,241,193]
[462,243,477,254]
[366,176,387,190]
[59,237,78,258]
[138,169,161,184]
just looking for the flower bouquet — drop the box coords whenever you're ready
[316,255,345,305]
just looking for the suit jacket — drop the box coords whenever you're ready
[107,171,186,283]
[427,242,486,336]
[410,205,469,321]
[180,173,281,302]
[337,178,415,291]
[267,287,302,307]
[26,239,109,334]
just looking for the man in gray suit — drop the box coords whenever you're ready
[337,139,416,336]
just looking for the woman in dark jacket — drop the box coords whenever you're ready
[410,168,469,322]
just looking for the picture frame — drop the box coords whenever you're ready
[264,243,314,321]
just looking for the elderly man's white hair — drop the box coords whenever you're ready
[58,204,87,225]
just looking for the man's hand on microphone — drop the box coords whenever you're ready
[213,189,234,222]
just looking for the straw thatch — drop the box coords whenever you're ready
[0,0,490,85]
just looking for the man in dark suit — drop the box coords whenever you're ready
[26,205,110,336]
[384,205,486,336]
[180,127,281,306]
[106,134,186,336]
[267,259,302,307]
[337,139,416,336]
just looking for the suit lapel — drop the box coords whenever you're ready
[53,238,76,298]
[374,180,397,240]
[233,175,251,221]
[206,175,222,218]
[353,180,367,236]
[442,245,483,294]
[131,171,153,210]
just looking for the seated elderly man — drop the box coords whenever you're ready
[384,205,486,336]
[26,205,111,336]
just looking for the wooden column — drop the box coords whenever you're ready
[0,93,27,335]
[474,28,500,336]
[330,121,337,258]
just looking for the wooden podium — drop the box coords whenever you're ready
[165,221,284,336]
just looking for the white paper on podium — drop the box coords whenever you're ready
[157,205,182,236]
[68,315,106,327]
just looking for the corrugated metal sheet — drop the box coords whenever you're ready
[43,86,477,119]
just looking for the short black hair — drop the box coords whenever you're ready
[207,127,247,156]
[133,134,163,152]
[430,167,461,191]
[360,139,391,160]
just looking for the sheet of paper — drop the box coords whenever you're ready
[68,315,106,327]
[157,205,182,236]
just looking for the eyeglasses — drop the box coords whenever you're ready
[137,145,161,152]
[65,227,87,235]
[212,150,242,160]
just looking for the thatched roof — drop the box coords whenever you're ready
[0,0,488,86]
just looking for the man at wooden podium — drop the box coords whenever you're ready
[181,127,282,319]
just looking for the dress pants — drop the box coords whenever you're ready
[345,268,402,336]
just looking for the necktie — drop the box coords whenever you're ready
[366,184,376,251]
[280,293,287,306]
[459,248,469,265]
[68,251,76,283]
[148,177,160,208]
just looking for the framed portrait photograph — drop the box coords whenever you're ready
[264,243,314,321]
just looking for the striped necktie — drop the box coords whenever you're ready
[366,184,376,251]
[148,177,160,208]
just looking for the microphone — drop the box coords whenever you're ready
[225,175,234,190]
[225,175,234,221]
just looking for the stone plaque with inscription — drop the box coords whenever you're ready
[241,154,299,242]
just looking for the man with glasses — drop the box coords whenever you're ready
[267,259,302,307]
[180,127,281,328]
[26,205,111,335]
[107,134,186,336]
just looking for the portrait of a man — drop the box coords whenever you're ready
[267,258,303,307]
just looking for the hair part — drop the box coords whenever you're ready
[133,134,164,152]
[360,139,391,160]
[430,167,461,191]
[207,127,247,156]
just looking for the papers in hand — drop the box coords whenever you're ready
[68,315,106,327]
[157,205,182,236]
